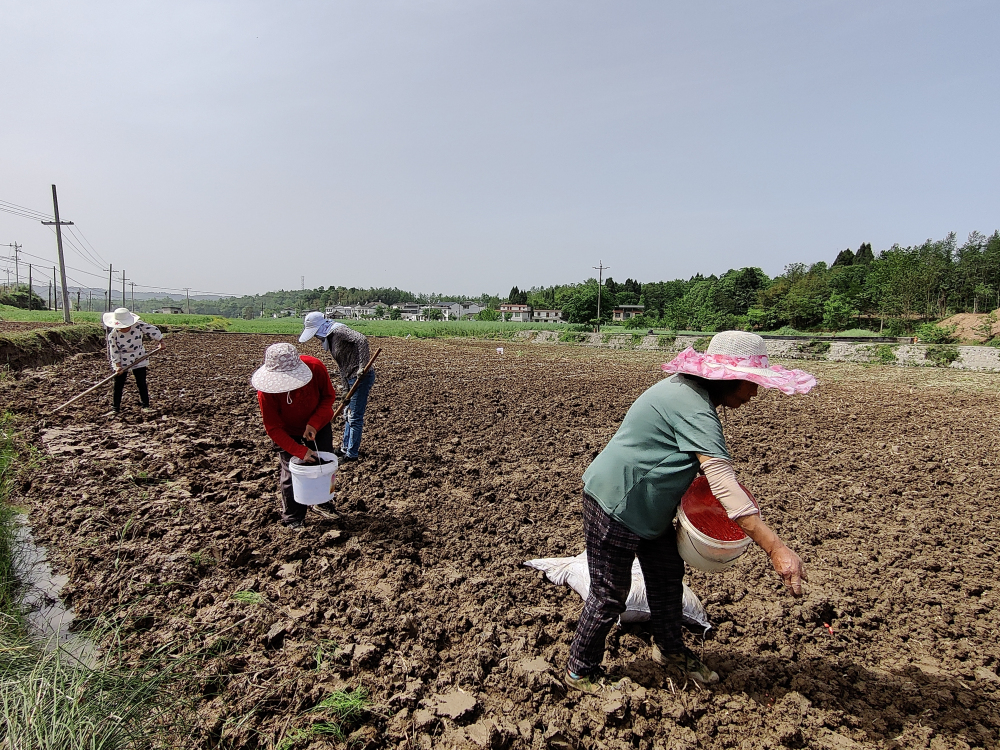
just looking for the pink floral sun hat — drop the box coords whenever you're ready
[662,331,816,395]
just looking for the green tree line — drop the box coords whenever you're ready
[509,231,1000,333]
[9,230,997,334]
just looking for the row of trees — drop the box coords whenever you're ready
[6,230,996,334]
[507,231,1000,332]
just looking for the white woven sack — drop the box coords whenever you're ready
[524,551,711,632]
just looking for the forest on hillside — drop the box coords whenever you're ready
[12,231,997,334]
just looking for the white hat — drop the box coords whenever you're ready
[103,307,140,329]
[662,330,816,395]
[300,311,343,342]
[251,343,314,393]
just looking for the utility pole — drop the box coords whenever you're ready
[53,266,58,310]
[184,287,190,314]
[593,260,610,333]
[120,269,126,307]
[76,290,81,311]
[130,281,135,309]
[107,264,113,312]
[40,185,73,323]
[88,290,92,311]
[301,276,305,291]
[27,264,32,309]
[2,243,21,288]
[48,281,52,310]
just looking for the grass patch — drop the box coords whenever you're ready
[0,413,194,747]
[836,328,880,337]
[631,333,644,347]
[231,590,265,605]
[869,344,898,364]
[0,416,19,615]
[657,334,676,349]
[276,688,371,750]
[0,635,191,749]
[693,337,712,353]
[799,340,831,356]
[925,344,960,367]
[230,318,566,338]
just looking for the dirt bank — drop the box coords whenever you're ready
[937,310,1000,344]
[4,334,1000,749]
[0,324,105,370]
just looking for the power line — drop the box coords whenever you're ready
[19,249,107,280]
[65,224,107,266]
[0,200,52,222]
[58,226,106,271]
[43,225,105,273]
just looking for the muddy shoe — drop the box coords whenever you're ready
[312,503,339,520]
[565,668,623,694]
[283,520,305,531]
[652,644,720,685]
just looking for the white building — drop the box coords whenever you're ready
[499,303,532,322]
[531,308,563,323]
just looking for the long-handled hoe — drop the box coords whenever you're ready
[51,350,159,413]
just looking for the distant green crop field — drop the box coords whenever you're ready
[0,307,570,338]
[0,306,223,327]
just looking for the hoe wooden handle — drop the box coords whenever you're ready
[332,347,381,420]
[51,351,156,413]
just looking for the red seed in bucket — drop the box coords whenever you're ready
[680,476,758,542]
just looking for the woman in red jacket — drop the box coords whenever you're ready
[253,342,337,529]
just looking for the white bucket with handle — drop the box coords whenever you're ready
[288,452,339,505]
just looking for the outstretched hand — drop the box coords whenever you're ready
[769,544,808,596]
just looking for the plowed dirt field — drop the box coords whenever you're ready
[5,332,1000,750]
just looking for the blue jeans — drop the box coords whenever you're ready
[341,369,375,458]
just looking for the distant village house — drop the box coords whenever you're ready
[531,308,563,323]
[613,304,644,321]
[499,303,532,322]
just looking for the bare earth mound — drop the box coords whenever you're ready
[937,309,1000,343]
[4,334,1000,749]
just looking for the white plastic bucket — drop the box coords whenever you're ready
[675,476,755,572]
[288,452,339,505]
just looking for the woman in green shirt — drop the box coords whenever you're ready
[566,331,816,693]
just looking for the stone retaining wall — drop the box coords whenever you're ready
[517,330,1000,372]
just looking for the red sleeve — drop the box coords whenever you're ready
[306,359,337,431]
[257,391,309,459]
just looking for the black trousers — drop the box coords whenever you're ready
[113,367,149,410]
[277,423,334,524]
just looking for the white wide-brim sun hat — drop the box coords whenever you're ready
[103,307,141,329]
[251,343,314,393]
[299,311,343,343]
[661,330,816,395]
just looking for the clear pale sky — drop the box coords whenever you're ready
[2,1,998,298]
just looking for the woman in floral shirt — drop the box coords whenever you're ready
[103,307,165,413]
